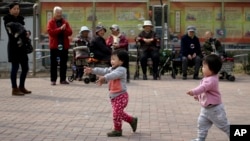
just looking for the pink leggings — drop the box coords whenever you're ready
[111,92,133,131]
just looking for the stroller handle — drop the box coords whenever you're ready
[73,46,88,50]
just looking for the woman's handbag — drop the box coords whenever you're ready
[24,39,33,54]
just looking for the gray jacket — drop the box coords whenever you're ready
[92,66,127,99]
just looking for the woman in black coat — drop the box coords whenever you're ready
[3,2,31,96]
[89,25,111,62]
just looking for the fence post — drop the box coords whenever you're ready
[32,3,38,76]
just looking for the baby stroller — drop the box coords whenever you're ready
[68,46,90,82]
[84,54,110,84]
[219,57,235,81]
[157,48,176,79]
[83,53,110,84]
[157,44,184,79]
[206,44,235,82]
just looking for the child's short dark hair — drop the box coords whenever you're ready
[112,50,129,68]
[203,54,222,74]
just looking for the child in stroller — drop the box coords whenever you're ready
[68,26,90,82]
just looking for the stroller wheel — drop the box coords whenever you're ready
[89,74,96,82]
[68,76,74,82]
[228,75,235,81]
[84,78,90,84]
[219,72,225,79]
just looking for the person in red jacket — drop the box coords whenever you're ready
[106,24,130,82]
[47,6,72,85]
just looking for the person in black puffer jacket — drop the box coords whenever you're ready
[3,2,31,96]
[89,25,111,63]
[180,26,202,80]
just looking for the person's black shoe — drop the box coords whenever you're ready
[60,81,69,84]
[193,76,200,80]
[107,130,122,137]
[143,74,147,80]
[153,73,158,80]
[129,117,138,132]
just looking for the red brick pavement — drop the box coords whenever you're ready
[0,74,249,141]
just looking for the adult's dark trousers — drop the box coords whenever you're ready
[123,56,130,81]
[126,63,130,81]
[140,49,160,75]
[182,56,201,77]
[50,49,68,82]
[10,61,29,88]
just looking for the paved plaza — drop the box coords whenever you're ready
[0,74,249,141]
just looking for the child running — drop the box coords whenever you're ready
[186,54,230,141]
[84,50,138,137]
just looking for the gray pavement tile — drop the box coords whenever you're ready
[0,75,250,141]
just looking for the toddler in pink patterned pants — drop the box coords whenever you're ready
[84,50,138,137]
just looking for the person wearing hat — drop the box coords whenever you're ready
[3,2,31,96]
[180,25,202,80]
[135,20,160,80]
[75,26,91,48]
[89,25,111,62]
[73,26,91,81]
[106,24,129,51]
[47,6,73,85]
[106,24,130,82]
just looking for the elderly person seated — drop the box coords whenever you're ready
[135,20,160,80]
[73,26,91,81]
[106,24,130,82]
[89,25,111,62]
[202,31,225,58]
[180,26,201,80]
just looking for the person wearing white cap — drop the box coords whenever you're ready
[75,26,90,47]
[106,24,130,82]
[89,25,111,62]
[135,20,160,80]
[72,26,91,81]
[180,25,201,80]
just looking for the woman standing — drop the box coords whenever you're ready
[47,6,72,85]
[3,2,31,96]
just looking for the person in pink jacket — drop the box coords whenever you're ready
[186,54,230,141]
